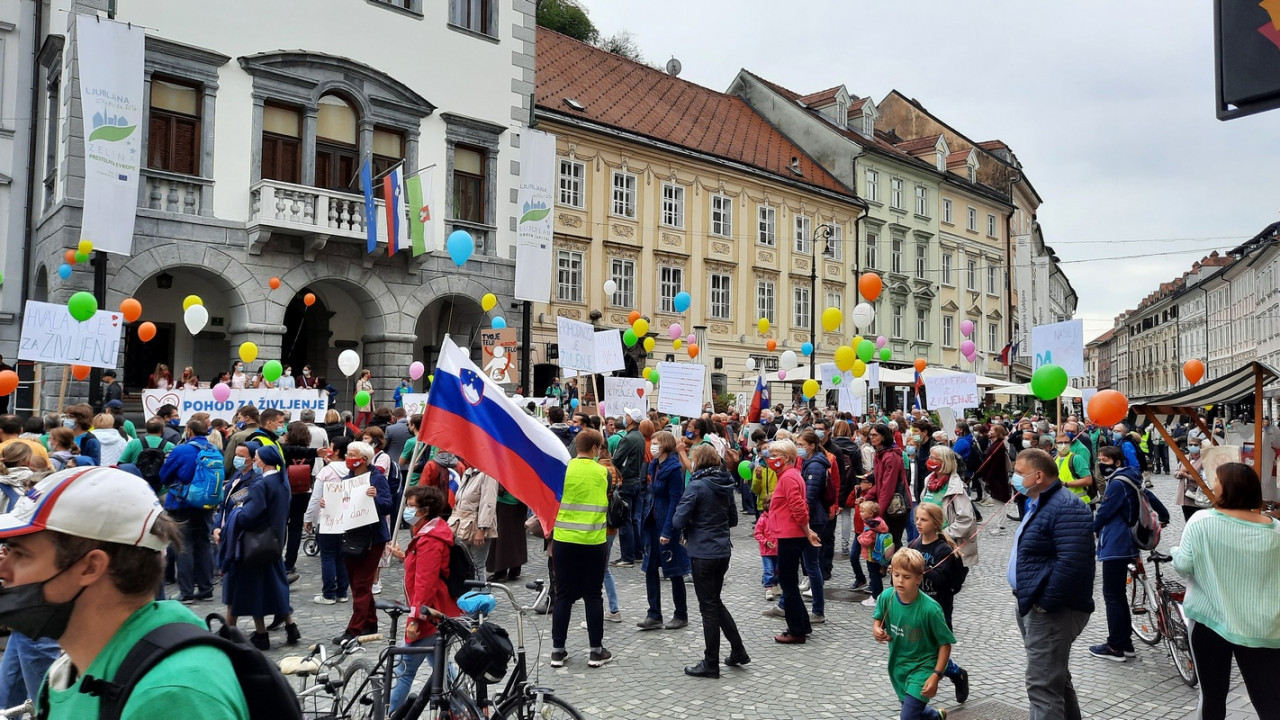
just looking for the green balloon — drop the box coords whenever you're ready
[1030,363,1069,401]
[832,376,842,386]
[857,339,876,363]
[649,370,659,384]
[354,390,372,407]
[623,328,638,347]
[737,460,752,481]
[74,250,89,263]
[879,348,892,362]
[262,360,283,383]
[67,291,98,322]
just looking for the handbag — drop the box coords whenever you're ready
[239,526,282,568]
[286,461,312,495]
[885,468,908,519]
[340,523,376,557]
[524,514,545,539]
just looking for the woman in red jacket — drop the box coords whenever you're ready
[864,424,908,550]
[766,439,821,645]
[388,484,462,713]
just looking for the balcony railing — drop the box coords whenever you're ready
[142,169,212,216]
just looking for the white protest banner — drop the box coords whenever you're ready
[76,15,145,256]
[923,373,980,411]
[838,386,864,416]
[594,329,626,374]
[401,393,430,417]
[819,363,853,391]
[318,472,379,534]
[17,300,122,369]
[655,362,705,419]
[1081,388,1098,420]
[142,388,326,423]
[1030,319,1085,378]
[557,317,595,373]
[868,362,881,391]
[513,129,556,302]
[602,377,647,419]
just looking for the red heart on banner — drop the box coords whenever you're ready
[143,392,181,417]
[636,389,645,398]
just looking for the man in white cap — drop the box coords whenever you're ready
[0,467,248,718]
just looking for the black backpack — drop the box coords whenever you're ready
[40,613,301,720]
[443,543,477,599]
[134,438,167,493]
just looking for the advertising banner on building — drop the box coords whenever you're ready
[142,388,326,423]
[513,129,556,302]
[76,15,145,255]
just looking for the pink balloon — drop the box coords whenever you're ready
[687,334,696,343]
[964,351,977,363]
[212,382,231,403]
[668,323,683,340]
[960,320,975,337]
[778,369,788,381]
[960,340,976,356]
[875,335,887,350]
[409,361,425,380]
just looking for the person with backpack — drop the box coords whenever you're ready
[159,418,224,604]
[119,418,175,482]
[0,467,253,718]
[1089,445,1169,663]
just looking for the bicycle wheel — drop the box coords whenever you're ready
[1164,599,1198,687]
[1128,570,1161,646]
[340,659,385,720]
[495,691,586,720]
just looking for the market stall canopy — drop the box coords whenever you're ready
[988,382,1083,399]
[1130,361,1280,426]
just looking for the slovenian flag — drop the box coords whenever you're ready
[914,369,924,410]
[360,158,377,253]
[383,166,405,256]
[419,336,570,533]
[748,373,770,423]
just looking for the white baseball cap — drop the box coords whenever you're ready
[624,407,645,425]
[0,467,167,551]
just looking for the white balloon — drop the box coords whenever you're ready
[183,305,208,335]
[338,349,361,377]
[645,380,655,394]
[512,394,524,403]
[744,357,757,371]
[851,303,875,330]
[779,350,798,371]
[603,279,618,296]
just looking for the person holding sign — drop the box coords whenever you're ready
[335,441,393,646]
[304,437,352,604]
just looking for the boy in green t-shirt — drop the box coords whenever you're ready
[872,548,957,720]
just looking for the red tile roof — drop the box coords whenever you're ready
[894,134,943,154]
[535,31,854,198]
[848,97,868,113]
[978,140,1009,151]
[946,150,971,166]
[798,86,842,106]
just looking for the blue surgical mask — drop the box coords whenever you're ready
[1066,431,1076,440]
[815,430,826,440]
[1188,446,1201,456]
[61,419,75,429]
[236,421,247,430]
[685,431,695,439]
[403,508,420,525]
[1010,472,1029,495]
[275,427,286,437]
[906,447,916,457]
[233,456,247,470]
[168,418,181,427]
[797,448,809,460]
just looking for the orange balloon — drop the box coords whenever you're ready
[303,293,316,307]
[1183,359,1205,385]
[137,321,157,343]
[859,273,883,302]
[119,298,142,323]
[914,358,927,373]
[71,364,91,381]
[1087,389,1129,427]
[687,343,700,359]
[628,311,641,324]
[0,370,17,396]
[269,277,281,290]
[766,339,777,352]
[64,249,77,264]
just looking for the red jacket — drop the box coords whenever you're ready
[771,466,810,539]
[872,444,906,515]
[404,517,462,638]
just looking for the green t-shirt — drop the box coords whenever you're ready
[401,437,421,485]
[40,601,249,719]
[606,431,623,455]
[917,486,948,522]
[119,435,175,465]
[123,419,138,441]
[872,589,956,703]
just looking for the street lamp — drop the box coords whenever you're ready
[810,223,835,409]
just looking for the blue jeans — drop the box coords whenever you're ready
[761,555,777,587]
[905,504,920,544]
[0,485,19,513]
[389,636,451,713]
[172,507,214,599]
[603,534,619,613]
[616,485,644,563]
[0,632,61,706]
[318,534,350,600]
[867,560,884,598]
[801,537,824,615]
[900,693,944,720]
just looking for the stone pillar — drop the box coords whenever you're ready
[226,322,287,381]
[361,333,416,412]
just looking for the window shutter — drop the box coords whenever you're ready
[261,136,278,181]
[173,117,198,175]
[148,112,169,170]
[280,140,299,184]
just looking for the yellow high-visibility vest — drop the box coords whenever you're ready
[554,458,608,545]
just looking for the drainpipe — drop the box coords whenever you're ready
[19,0,46,351]
[1004,173,1018,382]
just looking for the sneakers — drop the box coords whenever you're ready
[337,595,350,603]
[371,583,383,595]
[1123,648,1137,658]
[588,648,614,667]
[610,559,634,568]
[802,587,814,598]
[810,613,826,624]
[764,587,778,601]
[550,649,567,668]
[1088,643,1127,662]
[762,606,786,618]
[860,597,878,607]
[849,580,868,593]
[605,611,622,623]
[798,577,811,593]
[313,595,336,605]
[954,667,970,704]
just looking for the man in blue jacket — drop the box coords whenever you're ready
[159,418,219,602]
[1008,448,1095,720]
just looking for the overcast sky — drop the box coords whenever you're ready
[579,0,1280,342]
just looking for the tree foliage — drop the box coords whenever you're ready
[597,30,645,63]
[536,0,598,43]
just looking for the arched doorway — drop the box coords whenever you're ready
[280,282,367,388]
[32,266,48,303]
[123,268,239,391]
[413,295,485,378]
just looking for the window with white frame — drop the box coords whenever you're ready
[709,273,731,320]
[556,250,583,303]
[892,238,903,273]
[757,205,776,246]
[659,266,683,313]
[866,232,878,268]
[557,159,584,208]
[942,253,953,285]
[865,169,879,202]
[987,265,998,294]
[987,213,997,237]
[610,258,635,307]
[824,224,843,260]
[943,315,954,346]
[915,244,927,279]
[794,286,811,328]
[917,309,927,340]
[893,304,904,338]
[711,194,733,237]
[756,280,776,323]
[891,178,903,209]
[825,291,843,332]
[988,322,999,350]
[915,185,928,216]
[967,206,977,231]
[967,259,977,289]
[795,215,812,254]
[661,183,685,228]
[611,171,636,218]
[942,198,953,224]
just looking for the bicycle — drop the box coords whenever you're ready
[1127,550,1197,686]
[0,700,31,719]
[284,630,384,719]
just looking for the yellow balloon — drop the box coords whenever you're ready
[633,318,650,337]
[673,339,683,350]
[643,337,655,353]
[821,307,843,333]
[834,345,855,372]
[852,359,867,377]
[182,295,203,311]
[238,342,259,364]
[481,293,497,312]
[757,317,770,334]
[643,367,652,380]
[852,335,864,348]
[802,379,820,398]
[77,239,93,255]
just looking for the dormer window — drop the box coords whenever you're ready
[836,98,848,128]
[936,151,946,172]
[967,163,976,183]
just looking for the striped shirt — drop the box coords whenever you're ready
[1172,509,1280,648]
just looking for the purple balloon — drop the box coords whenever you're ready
[960,340,976,356]
[668,323,683,340]
[960,320,975,338]
[212,382,231,403]
[875,335,887,350]
[409,361,425,380]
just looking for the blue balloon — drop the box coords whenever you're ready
[801,342,813,357]
[446,230,474,267]
[58,264,72,279]
[673,291,692,313]
[492,316,506,329]
[569,398,579,409]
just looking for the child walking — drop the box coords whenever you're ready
[908,503,970,704]
[872,548,957,720]
[858,500,895,608]
[754,498,779,601]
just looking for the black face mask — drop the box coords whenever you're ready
[0,556,89,641]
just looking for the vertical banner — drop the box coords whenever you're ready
[1013,235,1034,358]
[513,129,556,302]
[76,15,145,255]
[406,167,435,256]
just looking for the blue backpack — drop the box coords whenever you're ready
[179,442,227,510]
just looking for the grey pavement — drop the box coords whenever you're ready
[181,472,1254,719]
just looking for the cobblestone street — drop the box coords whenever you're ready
[220,472,1251,719]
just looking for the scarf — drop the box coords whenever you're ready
[926,471,948,493]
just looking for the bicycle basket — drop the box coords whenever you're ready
[1164,580,1186,603]
[454,622,514,684]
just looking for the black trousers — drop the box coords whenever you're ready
[284,492,310,572]
[775,537,812,637]
[690,556,744,664]
[550,540,607,650]
[1189,620,1280,720]
[818,520,836,579]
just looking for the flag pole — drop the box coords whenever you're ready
[395,439,430,547]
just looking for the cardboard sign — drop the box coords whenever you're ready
[838,386,864,415]
[1081,388,1098,420]
[1030,319,1085,378]
[655,362,705,419]
[557,317,596,373]
[480,328,518,385]
[318,472,379,534]
[594,329,626,374]
[141,388,326,423]
[820,363,853,391]
[17,300,123,369]
[924,373,980,411]
[602,377,647,419]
